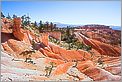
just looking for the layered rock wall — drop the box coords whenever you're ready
[47,32,61,41]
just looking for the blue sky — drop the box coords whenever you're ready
[2,1,121,26]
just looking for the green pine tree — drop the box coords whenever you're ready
[34,21,37,27]
[1,12,5,18]
[6,13,11,19]
[50,22,53,31]
[12,14,17,19]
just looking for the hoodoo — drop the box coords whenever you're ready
[1,16,121,81]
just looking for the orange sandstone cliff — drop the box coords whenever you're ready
[1,18,121,81]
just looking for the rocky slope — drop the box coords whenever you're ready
[75,32,120,57]
[1,18,121,81]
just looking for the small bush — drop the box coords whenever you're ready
[45,62,56,77]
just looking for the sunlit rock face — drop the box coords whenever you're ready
[1,18,13,33]
[47,31,61,41]
[2,39,32,58]
[48,42,94,61]
[76,60,121,81]
[13,18,25,41]
[75,32,121,57]
[52,62,73,75]
[40,33,49,46]
[1,18,121,81]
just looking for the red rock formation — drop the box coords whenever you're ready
[2,42,15,55]
[39,43,93,62]
[75,32,120,57]
[52,62,73,75]
[2,39,46,59]
[80,24,110,30]
[1,18,121,81]
[49,43,85,61]
[2,17,49,47]
[76,60,95,72]
[77,50,92,60]
[12,18,34,45]
[77,60,121,81]
[44,57,65,66]
[1,18,13,33]
[104,66,121,75]
[13,18,25,41]
[47,31,61,41]
[7,39,32,55]
[40,33,49,46]
[39,48,63,60]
